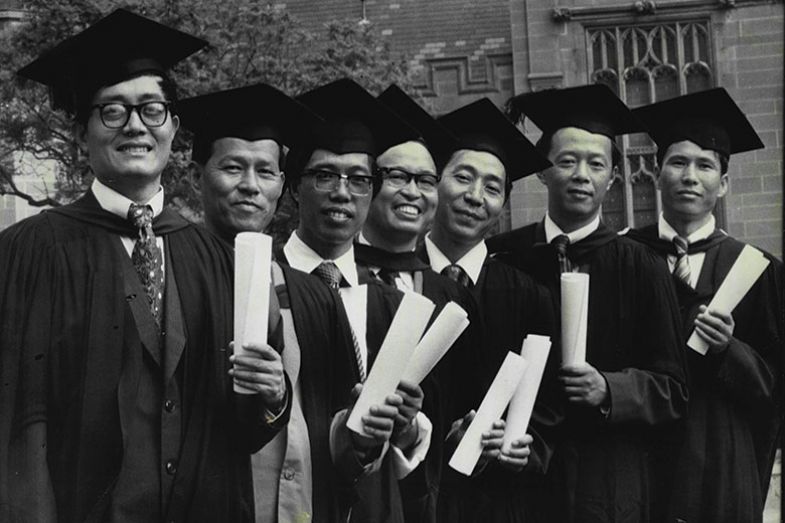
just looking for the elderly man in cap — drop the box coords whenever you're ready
[0,10,288,523]
[626,87,783,522]
[280,78,433,523]
[418,97,558,522]
[179,83,371,523]
[488,84,688,522]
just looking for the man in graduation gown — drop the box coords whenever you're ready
[0,10,289,523]
[179,83,362,522]
[624,87,783,523]
[354,84,485,523]
[419,97,559,522]
[487,84,688,522]
[279,78,434,523]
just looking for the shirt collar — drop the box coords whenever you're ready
[544,212,600,244]
[283,231,359,286]
[658,213,716,244]
[424,234,487,285]
[91,178,164,220]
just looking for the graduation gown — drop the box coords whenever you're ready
[417,247,559,523]
[626,224,783,523]
[0,191,286,523]
[487,221,688,523]
[355,243,486,523]
[277,249,408,523]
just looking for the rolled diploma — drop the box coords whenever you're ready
[687,245,770,355]
[401,301,469,385]
[347,292,436,435]
[449,352,529,476]
[233,232,272,394]
[561,273,589,365]
[502,334,552,453]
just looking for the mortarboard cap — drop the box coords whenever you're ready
[17,9,208,114]
[438,98,551,182]
[508,84,644,138]
[177,83,324,164]
[295,78,419,157]
[632,87,763,158]
[377,84,457,166]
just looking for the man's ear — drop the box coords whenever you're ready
[654,165,662,190]
[607,165,619,191]
[171,114,180,134]
[717,173,729,199]
[536,169,548,187]
[189,161,203,194]
[75,121,88,153]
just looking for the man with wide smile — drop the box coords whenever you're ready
[420,97,559,522]
[626,87,783,523]
[488,84,688,522]
[1,10,288,522]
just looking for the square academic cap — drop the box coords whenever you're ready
[632,87,763,157]
[508,84,644,138]
[17,9,208,114]
[177,83,324,164]
[377,84,457,163]
[295,78,419,157]
[437,98,551,182]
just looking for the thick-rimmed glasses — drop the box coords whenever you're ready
[377,167,440,192]
[303,168,374,196]
[92,101,171,129]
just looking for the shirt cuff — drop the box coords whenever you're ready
[391,411,432,479]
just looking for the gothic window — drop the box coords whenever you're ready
[586,20,716,230]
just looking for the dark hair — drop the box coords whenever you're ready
[655,144,729,174]
[440,150,513,203]
[284,146,376,197]
[75,72,179,127]
[191,136,286,171]
[535,128,622,169]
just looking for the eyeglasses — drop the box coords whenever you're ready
[92,101,171,129]
[303,168,374,196]
[377,167,440,192]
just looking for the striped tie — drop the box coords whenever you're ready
[312,261,366,381]
[551,234,573,274]
[672,236,692,286]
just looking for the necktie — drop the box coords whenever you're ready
[376,268,400,287]
[551,234,573,274]
[441,264,471,288]
[128,203,164,325]
[672,236,692,286]
[311,261,366,381]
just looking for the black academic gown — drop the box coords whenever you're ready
[626,225,783,523]
[417,247,560,523]
[0,191,286,523]
[355,243,486,523]
[487,221,688,523]
[277,250,407,523]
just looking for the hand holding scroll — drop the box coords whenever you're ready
[229,341,286,411]
[391,380,424,449]
[693,305,735,354]
[559,362,607,407]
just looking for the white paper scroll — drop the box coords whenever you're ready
[687,245,770,355]
[501,334,552,453]
[234,232,272,394]
[401,301,469,385]
[347,292,436,436]
[449,352,528,476]
[561,273,589,366]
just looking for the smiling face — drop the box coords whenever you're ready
[364,141,438,251]
[537,126,615,231]
[657,140,727,227]
[196,137,284,242]
[80,75,179,196]
[294,149,373,259]
[433,149,506,249]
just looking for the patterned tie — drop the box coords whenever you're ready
[672,236,692,286]
[376,268,399,287]
[551,234,574,274]
[128,203,164,325]
[312,261,366,381]
[441,264,471,288]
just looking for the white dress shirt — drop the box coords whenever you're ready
[543,212,601,244]
[424,234,487,286]
[357,232,415,292]
[283,231,431,477]
[658,213,715,289]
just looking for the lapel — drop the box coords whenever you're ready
[119,238,162,367]
[163,240,187,385]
